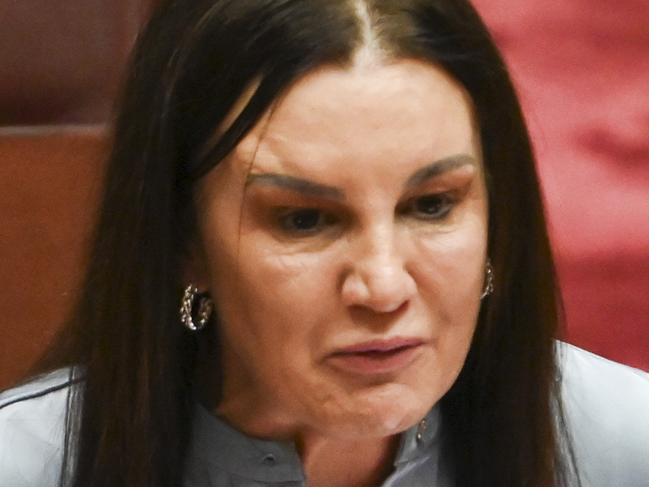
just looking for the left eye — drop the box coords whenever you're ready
[409,194,454,219]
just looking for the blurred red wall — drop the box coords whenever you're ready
[472,0,649,371]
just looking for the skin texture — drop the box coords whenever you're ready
[190,59,488,486]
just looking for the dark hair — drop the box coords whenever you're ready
[34,0,578,485]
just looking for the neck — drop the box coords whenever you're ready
[195,346,401,486]
[212,390,400,487]
[213,399,401,487]
[299,433,400,487]
[213,397,400,487]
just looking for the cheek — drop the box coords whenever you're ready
[408,222,486,367]
[214,237,342,354]
[410,221,487,305]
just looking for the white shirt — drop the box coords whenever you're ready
[1,343,648,486]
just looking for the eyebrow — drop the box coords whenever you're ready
[245,154,477,200]
[404,154,477,189]
[246,173,346,200]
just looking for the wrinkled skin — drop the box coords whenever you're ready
[190,59,488,484]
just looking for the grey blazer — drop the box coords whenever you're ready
[1,343,648,486]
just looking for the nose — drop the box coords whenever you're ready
[340,228,417,313]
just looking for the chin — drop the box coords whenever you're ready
[321,383,436,439]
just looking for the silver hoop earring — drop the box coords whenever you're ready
[480,259,494,300]
[179,284,213,331]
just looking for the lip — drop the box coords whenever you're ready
[334,337,424,354]
[327,337,425,375]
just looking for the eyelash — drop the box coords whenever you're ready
[277,208,335,235]
[275,193,456,236]
[401,193,455,221]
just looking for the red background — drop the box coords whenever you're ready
[473,0,649,370]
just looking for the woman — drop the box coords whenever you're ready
[1,1,647,486]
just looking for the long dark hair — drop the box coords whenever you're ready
[32,0,578,485]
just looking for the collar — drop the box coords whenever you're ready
[393,406,441,466]
[190,403,441,483]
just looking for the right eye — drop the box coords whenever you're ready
[277,208,328,235]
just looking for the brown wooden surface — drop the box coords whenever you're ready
[0,0,151,126]
[0,0,152,388]
[0,126,106,389]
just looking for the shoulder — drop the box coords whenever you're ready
[0,368,80,487]
[557,342,649,486]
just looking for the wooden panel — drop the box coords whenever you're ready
[0,126,106,388]
[0,0,150,125]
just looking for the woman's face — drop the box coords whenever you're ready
[192,59,488,440]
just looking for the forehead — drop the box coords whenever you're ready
[230,59,479,181]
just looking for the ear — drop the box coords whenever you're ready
[182,241,211,292]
